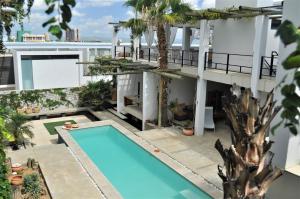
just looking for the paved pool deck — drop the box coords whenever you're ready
[7,144,104,199]
[139,121,232,190]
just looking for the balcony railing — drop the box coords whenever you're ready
[204,52,253,74]
[259,51,278,79]
[137,47,199,67]
[114,46,132,59]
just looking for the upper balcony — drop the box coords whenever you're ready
[113,45,278,91]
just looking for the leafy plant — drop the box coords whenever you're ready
[6,111,33,150]
[0,0,76,53]
[275,20,300,135]
[78,80,112,110]
[23,173,41,199]
[42,0,77,39]
[0,117,12,199]
[20,90,43,107]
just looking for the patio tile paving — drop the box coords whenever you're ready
[139,121,231,191]
[7,144,104,199]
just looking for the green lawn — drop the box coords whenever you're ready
[43,120,77,135]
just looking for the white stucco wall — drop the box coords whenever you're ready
[32,59,80,89]
[142,72,160,129]
[265,20,280,57]
[270,0,300,169]
[168,77,196,106]
[211,18,255,73]
[14,51,83,90]
[117,73,143,113]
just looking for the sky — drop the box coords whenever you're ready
[17,0,216,42]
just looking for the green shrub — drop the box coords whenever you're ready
[0,118,11,199]
[78,80,112,109]
[23,173,41,199]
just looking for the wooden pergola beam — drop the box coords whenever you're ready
[150,70,183,79]
[207,8,233,15]
[99,71,143,75]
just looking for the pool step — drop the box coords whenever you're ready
[107,109,128,120]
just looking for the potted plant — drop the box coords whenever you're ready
[10,175,23,186]
[20,90,42,114]
[6,111,34,150]
[168,99,179,124]
[182,121,194,136]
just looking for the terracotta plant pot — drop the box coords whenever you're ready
[64,122,72,129]
[33,106,41,113]
[25,107,32,114]
[182,128,194,136]
[12,165,23,172]
[17,107,25,114]
[10,175,23,186]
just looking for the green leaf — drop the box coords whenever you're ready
[271,121,283,135]
[276,20,299,46]
[281,84,295,96]
[45,0,56,5]
[60,5,72,23]
[48,25,63,39]
[63,0,76,7]
[59,22,69,30]
[289,125,298,135]
[282,51,300,70]
[45,4,55,14]
[42,17,56,27]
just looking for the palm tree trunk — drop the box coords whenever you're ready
[216,89,283,199]
[157,22,169,127]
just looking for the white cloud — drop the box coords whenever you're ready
[31,0,47,10]
[183,0,200,9]
[72,9,85,17]
[201,0,215,8]
[75,15,114,39]
[126,10,135,19]
[77,0,124,8]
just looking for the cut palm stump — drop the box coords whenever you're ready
[215,89,283,199]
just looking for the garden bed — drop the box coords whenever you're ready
[9,161,51,199]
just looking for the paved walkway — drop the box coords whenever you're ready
[28,115,91,146]
[139,121,231,190]
[7,144,104,199]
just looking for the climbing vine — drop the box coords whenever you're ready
[275,20,300,135]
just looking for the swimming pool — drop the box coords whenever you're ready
[70,125,212,199]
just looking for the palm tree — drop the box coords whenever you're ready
[125,0,192,126]
[6,112,33,150]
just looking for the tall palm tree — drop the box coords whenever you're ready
[125,0,192,126]
[6,111,33,150]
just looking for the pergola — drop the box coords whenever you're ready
[186,4,283,20]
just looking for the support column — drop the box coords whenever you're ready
[182,26,191,66]
[182,26,191,51]
[111,25,119,58]
[270,0,300,169]
[194,20,210,136]
[251,15,269,98]
[133,36,140,61]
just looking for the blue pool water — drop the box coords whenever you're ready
[71,125,212,199]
